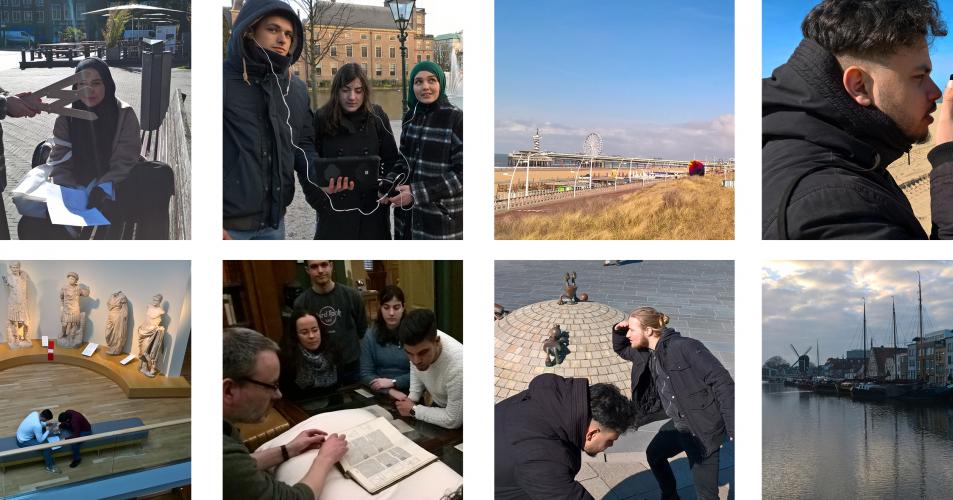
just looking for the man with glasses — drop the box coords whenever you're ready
[224,327,348,499]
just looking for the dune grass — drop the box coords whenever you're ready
[495,176,734,240]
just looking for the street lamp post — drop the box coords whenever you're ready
[385,0,416,114]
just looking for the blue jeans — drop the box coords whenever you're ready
[226,219,285,240]
[16,437,54,469]
[62,430,92,461]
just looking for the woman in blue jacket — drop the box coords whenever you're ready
[359,285,410,398]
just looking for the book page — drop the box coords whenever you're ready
[340,416,437,493]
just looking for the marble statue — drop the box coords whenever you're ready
[2,262,33,348]
[59,271,89,348]
[136,294,166,377]
[104,291,129,355]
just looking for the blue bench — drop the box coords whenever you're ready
[0,417,148,467]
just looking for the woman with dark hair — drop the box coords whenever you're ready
[359,285,410,399]
[307,62,400,239]
[279,309,342,400]
[17,57,143,239]
[386,60,463,240]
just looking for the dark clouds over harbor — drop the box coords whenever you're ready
[763,261,953,364]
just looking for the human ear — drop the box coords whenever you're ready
[842,65,873,107]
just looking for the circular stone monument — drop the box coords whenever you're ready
[495,300,633,402]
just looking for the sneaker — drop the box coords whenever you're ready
[69,458,81,468]
[45,466,61,474]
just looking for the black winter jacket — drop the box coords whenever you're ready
[308,104,400,239]
[762,38,947,240]
[223,0,315,231]
[613,328,734,458]
[495,374,594,500]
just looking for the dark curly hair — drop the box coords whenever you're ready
[802,0,947,58]
[589,383,635,434]
[280,308,342,372]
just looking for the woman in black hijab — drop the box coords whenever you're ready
[20,57,142,238]
[50,57,141,212]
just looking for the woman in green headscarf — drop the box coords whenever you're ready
[385,61,463,240]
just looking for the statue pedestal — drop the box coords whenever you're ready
[0,340,189,398]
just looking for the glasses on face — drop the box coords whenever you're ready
[241,377,281,393]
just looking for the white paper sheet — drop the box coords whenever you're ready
[81,343,98,357]
[41,335,49,348]
[46,184,109,226]
[354,388,374,398]
[120,353,136,365]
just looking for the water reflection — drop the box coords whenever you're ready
[763,382,953,499]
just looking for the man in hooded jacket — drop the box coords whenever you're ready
[762,0,953,239]
[223,0,317,239]
[494,374,636,500]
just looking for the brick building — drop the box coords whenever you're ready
[226,1,434,86]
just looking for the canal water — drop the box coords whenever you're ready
[763,382,953,499]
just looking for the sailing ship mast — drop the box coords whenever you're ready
[893,296,897,381]
[918,271,924,382]
[863,297,867,380]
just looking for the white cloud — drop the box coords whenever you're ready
[495,115,734,160]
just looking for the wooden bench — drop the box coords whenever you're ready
[0,417,148,467]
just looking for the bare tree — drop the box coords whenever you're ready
[285,0,355,107]
[432,41,452,72]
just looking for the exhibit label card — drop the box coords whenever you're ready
[81,343,98,357]
[120,353,136,365]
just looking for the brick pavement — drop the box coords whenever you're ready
[495,260,735,498]
[0,65,190,238]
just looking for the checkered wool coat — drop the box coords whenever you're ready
[394,97,463,240]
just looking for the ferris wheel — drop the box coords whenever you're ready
[583,132,602,157]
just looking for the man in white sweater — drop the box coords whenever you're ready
[394,309,463,429]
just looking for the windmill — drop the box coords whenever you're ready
[790,344,813,375]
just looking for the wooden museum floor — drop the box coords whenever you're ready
[0,363,191,495]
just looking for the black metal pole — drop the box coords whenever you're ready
[399,30,408,114]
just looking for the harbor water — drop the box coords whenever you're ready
[763,382,953,499]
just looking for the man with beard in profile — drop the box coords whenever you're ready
[763,0,953,239]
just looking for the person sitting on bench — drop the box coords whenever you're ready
[16,409,59,474]
[58,409,92,468]
[20,57,142,239]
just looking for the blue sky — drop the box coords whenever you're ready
[495,1,734,159]
[764,0,953,86]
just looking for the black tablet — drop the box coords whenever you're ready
[313,155,380,192]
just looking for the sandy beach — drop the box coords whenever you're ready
[886,108,939,234]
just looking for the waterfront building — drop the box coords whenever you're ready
[906,329,953,384]
[866,347,906,380]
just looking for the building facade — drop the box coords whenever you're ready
[906,329,953,384]
[2,0,188,46]
[295,1,433,86]
[432,31,461,71]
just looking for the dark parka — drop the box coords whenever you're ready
[223,0,315,232]
[309,104,400,239]
[761,38,953,239]
[495,374,594,500]
[613,328,734,458]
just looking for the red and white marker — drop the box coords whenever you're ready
[47,340,54,361]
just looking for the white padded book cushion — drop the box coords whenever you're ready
[259,408,462,499]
